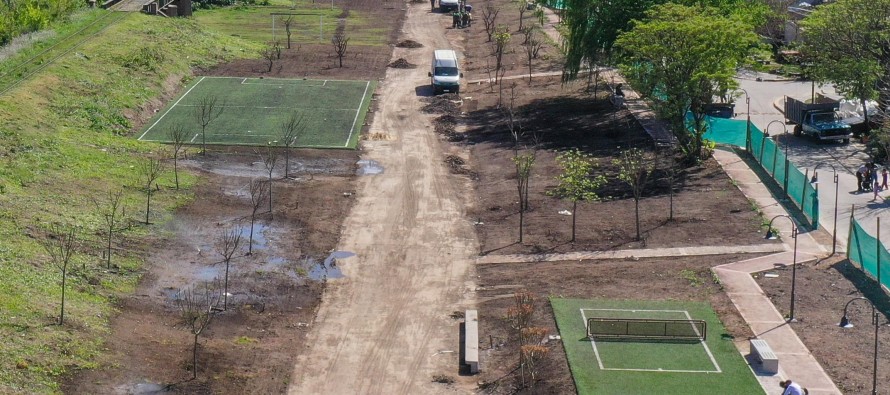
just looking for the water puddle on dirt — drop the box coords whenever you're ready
[115,382,168,394]
[239,223,270,250]
[196,266,221,281]
[356,159,384,176]
[307,251,354,280]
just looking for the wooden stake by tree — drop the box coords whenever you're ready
[331,31,349,68]
[549,149,606,242]
[93,188,127,269]
[278,112,305,179]
[40,223,77,325]
[177,282,220,380]
[261,142,279,218]
[658,147,681,221]
[167,124,188,189]
[247,178,268,255]
[215,226,242,310]
[140,156,164,224]
[613,147,654,241]
[284,15,295,49]
[481,5,500,42]
[194,95,224,155]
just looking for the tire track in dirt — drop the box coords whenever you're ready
[287,2,477,394]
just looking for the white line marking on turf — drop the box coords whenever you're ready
[189,133,198,143]
[344,80,371,147]
[323,80,328,86]
[173,105,354,110]
[579,309,606,370]
[241,78,247,84]
[683,310,722,373]
[580,308,722,373]
[139,76,205,140]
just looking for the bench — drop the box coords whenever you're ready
[464,310,479,374]
[750,338,778,374]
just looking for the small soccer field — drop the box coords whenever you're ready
[551,298,764,395]
[138,76,375,149]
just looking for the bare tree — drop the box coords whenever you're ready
[168,124,188,189]
[331,31,349,68]
[516,0,529,32]
[261,142,279,217]
[140,156,164,224]
[177,282,220,380]
[247,178,268,255]
[40,223,77,325]
[658,148,681,221]
[273,40,282,59]
[262,45,276,72]
[506,291,535,388]
[194,95,224,155]
[524,28,544,82]
[493,25,511,85]
[215,226,242,310]
[279,112,305,179]
[284,15,295,49]
[613,148,654,241]
[481,5,500,42]
[93,188,127,269]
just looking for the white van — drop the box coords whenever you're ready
[429,49,462,95]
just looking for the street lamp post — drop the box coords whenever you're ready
[838,296,881,395]
[811,164,840,255]
[765,214,799,321]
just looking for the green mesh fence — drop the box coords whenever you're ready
[701,116,818,228]
[847,218,890,287]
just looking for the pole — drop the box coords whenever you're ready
[848,204,855,261]
[833,172,839,255]
[790,224,798,321]
[873,305,879,395]
[878,218,881,287]
[784,131,790,193]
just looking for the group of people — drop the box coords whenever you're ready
[856,162,889,200]
[451,4,472,29]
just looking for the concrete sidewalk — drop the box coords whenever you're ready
[714,149,840,395]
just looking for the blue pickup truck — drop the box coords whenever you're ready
[784,97,851,144]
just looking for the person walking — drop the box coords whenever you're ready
[857,164,867,192]
[430,0,436,12]
[881,167,888,191]
[780,379,807,395]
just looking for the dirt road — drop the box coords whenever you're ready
[287,3,477,394]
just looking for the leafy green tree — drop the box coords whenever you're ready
[613,148,654,241]
[548,149,606,242]
[800,0,890,128]
[615,3,756,163]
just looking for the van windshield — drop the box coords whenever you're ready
[435,67,459,76]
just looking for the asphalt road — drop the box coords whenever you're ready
[734,71,890,249]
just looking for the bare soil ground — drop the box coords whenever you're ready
[475,254,759,394]
[757,256,890,395]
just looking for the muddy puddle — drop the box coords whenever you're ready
[356,159,384,175]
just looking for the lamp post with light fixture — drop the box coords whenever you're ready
[766,214,799,321]
[838,296,880,395]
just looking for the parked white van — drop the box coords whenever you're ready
[429,49,462,95]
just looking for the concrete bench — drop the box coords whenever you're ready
[750,338,778,374]
[465,310,479,374]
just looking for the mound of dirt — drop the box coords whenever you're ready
[396,40,423,48]
[388,58,417,69]
[434,114,464,142]
[421,94,461,114]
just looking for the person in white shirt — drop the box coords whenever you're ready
[780,379,807,395]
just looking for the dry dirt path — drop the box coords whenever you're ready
[287,3,477,394]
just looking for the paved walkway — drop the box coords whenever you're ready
[476,243,786,265]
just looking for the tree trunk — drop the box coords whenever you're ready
[634,198,641,240]
[519,205,524,243]
[284,151,290,178]
[267,176,273,219]
[173,155,180,189]
[861,96,870,132]
[106,227,113,268]
[249,215,256,255]
[145,190,151,224]
[59,267,66,325]
[571,200,578,242]
[192,333,199,380]
[201,126,206,155]
[669,179,674,221]
[223,260,229,310]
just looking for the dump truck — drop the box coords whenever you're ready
[784,96,851,144]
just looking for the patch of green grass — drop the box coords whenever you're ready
[192,3,390,47]
[234,336,259,345]
[138,76,375,149]
[551,298,764,395]
[0,14,259,394]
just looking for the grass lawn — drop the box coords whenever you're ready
[551,298,764,395]
[193,0,389,47]
[138,76,375,149]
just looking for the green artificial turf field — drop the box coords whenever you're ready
[551,298,764,395]
[138,76,375,149]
